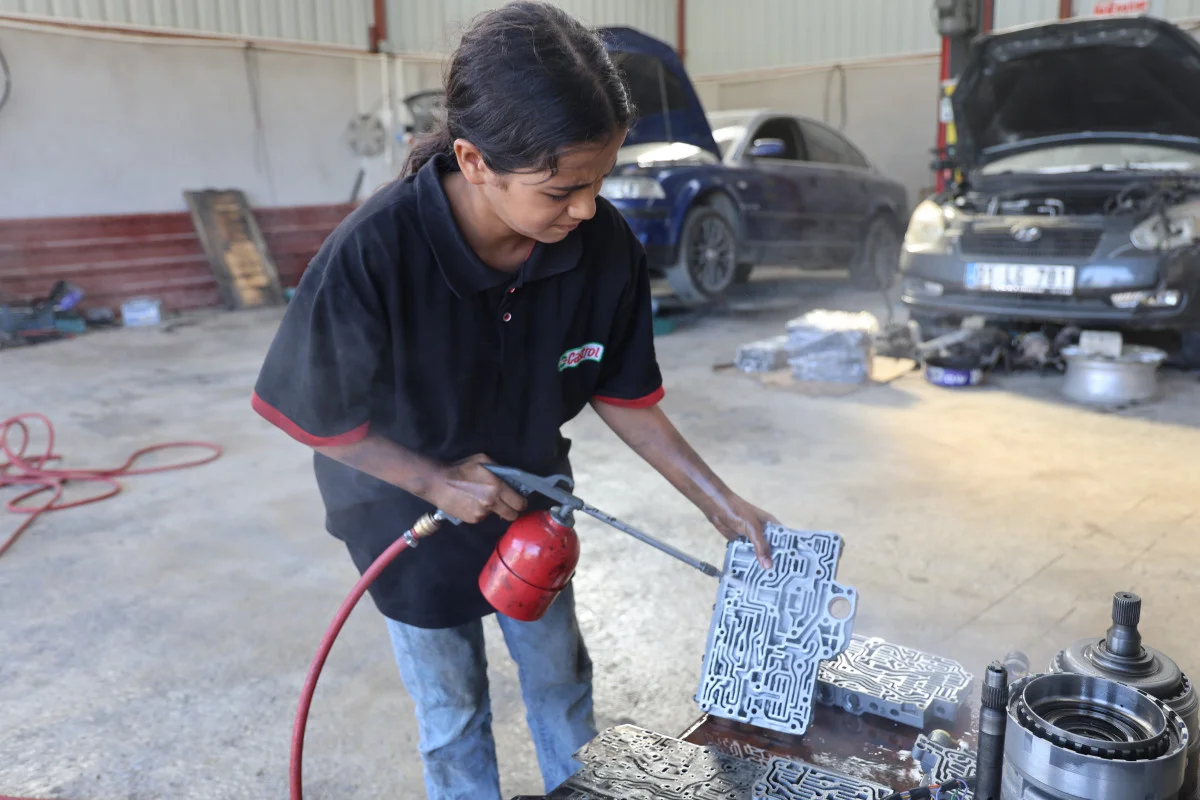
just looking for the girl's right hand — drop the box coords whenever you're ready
[429,453,528,523]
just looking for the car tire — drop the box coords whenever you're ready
[850,216,902,291]
[1181,330,1200,368]
[665,207,739,305]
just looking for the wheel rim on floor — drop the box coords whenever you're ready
[688,216,736,294]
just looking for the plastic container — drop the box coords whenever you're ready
[121,297,162,327]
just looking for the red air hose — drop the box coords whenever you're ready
[0,412,432,800]
[289,512,443,800]
[0,413,222,559]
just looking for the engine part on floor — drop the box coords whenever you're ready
[539,724,764,799]
[1012,332,1054,370]
[785,310,879,385]
[912,732,977,794]
[478,465,722,621]
[290,511,450,800]
[753,755,892,800]
[696,524,857,736]
[0,412,222,559]
[975,662,1008,800]
[735,334,792,373]
[1060,345,1166,407]
[1002,672,1189,800]
[1049,591,1200,797]
[815,634,975,729]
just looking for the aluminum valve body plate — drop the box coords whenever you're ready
[816,635,974,728]
[911,734,976,797]
[696,525,858,735]
[752,756,892,800]
[544,725,763,799]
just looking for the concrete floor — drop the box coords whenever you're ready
[2,276,1199,799]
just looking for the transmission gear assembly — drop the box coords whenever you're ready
[1002,672,1189,800]
[1048,591,1199,796]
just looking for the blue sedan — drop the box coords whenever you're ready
[600,27,909,304]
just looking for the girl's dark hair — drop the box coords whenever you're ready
[403,1,634,177]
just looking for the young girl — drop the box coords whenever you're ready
[252,2,775,798]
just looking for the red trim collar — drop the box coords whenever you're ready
[251,392,369,447]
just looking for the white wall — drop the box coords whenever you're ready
[0,22,443,219]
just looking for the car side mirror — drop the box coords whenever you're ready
[749,138,787,159]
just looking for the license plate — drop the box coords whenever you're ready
[965,263,1075,295]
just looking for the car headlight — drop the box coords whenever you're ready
[903,199,950,251]
[599,176,666,201]
[1130,200,1200,251]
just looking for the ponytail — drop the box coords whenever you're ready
[403,120,454,177]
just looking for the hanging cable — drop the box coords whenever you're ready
[822,63,847,131]
[243,43,278,205]
[0,39,12,116]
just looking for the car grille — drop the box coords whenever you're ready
[959,227,1103,259]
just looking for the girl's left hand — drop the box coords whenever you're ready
[708,495,777,571]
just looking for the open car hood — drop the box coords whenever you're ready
[952,16,1200,171]
[600,27,720,159]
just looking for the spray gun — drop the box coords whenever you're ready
[470,465,723,621]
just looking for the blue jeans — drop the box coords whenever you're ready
[385,583,597,800]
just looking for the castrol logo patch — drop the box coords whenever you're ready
[558,342,605,371]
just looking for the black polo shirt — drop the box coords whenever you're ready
[251,154,664,628]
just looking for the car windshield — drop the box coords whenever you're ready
[706,113,754,159]
[712,126,745,158]
[982,143,1200,175]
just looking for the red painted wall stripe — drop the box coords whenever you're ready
[0,204,353,312]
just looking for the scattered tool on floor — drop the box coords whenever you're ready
[0,412,222,559]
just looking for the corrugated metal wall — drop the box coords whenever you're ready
[994,0,1060,29]
[684,0,941,76]
[384,0,676,54]
[6,0,1200,73]
[0,0,373,47]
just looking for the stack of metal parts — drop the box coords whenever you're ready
[538,725,762,799]
[1047,591,1199,797]
[752,756,892,800]
[786,311,878,384]
[1002,672,1189,800]
[532,724,898,800]
[695,524,858,736]
[816,635,974,728]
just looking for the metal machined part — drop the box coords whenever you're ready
[1049,591,1200,797]
[911,733,977,795]
[545,725,763,800]
[1002,673,1189,800]
[815,635,974,728]
[696,524,857,736]
[751,756,892,800]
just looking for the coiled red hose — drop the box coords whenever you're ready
[0,412,427,800]
[0,413,222,559]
